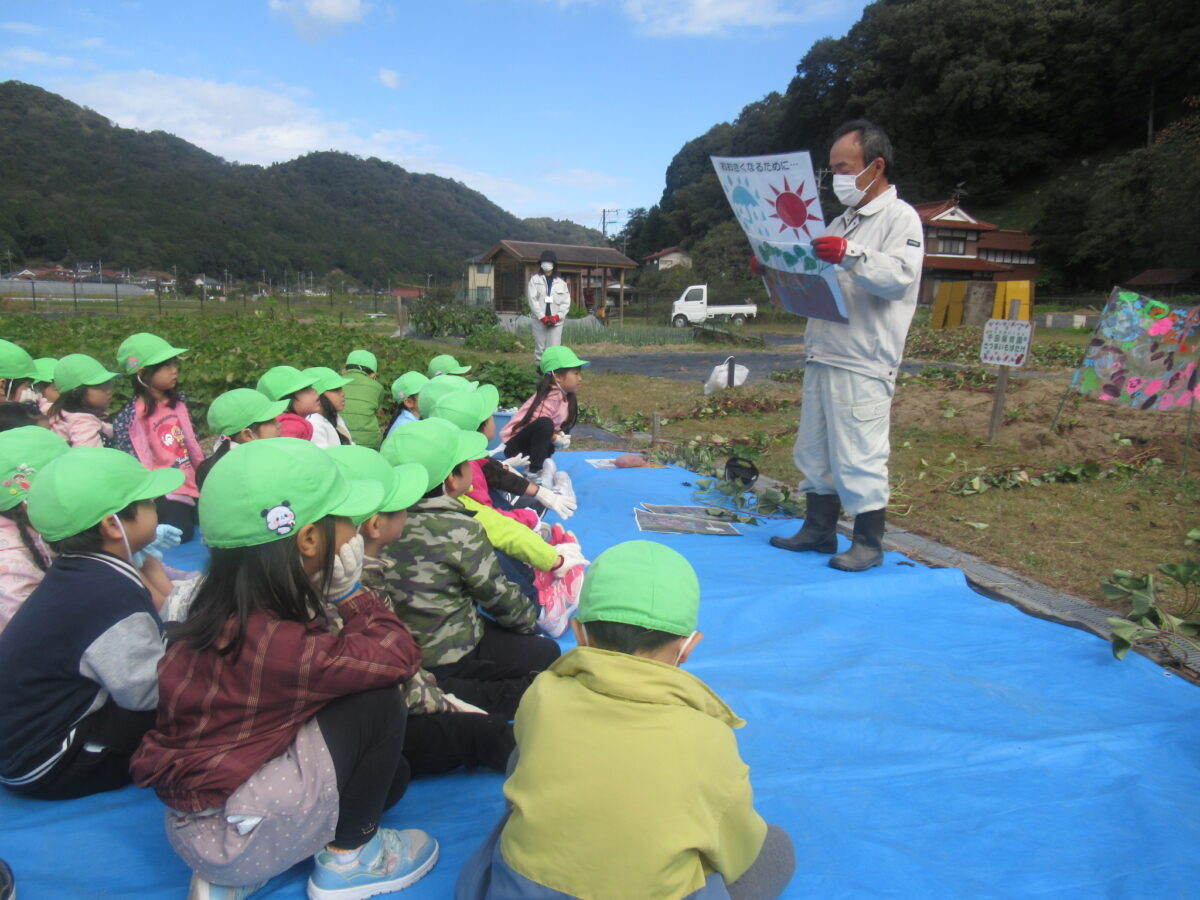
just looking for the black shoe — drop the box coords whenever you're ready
[829,508,886,571]
[0,858,13,900]
[770,492,840,553]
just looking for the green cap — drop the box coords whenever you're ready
[303,366,353,394]
[32,357,57,384]
[0,340,38,380]
[54,354,120,392]
[0,426,70,511]
[28,447,185,541]
[427,353,472,377]
[256,365,320,401]
[324,445,427,523]
[200,438,384,548]
[577,540,699,636]
[116,332,188,374]
[417,374,477,418]
[208,388,289,437]
[380,417,488,492]
[539,345,589,374]
[391,371,429,403]
[346,349,378,372]
[430,383,499,431]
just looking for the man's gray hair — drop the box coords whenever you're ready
[832,119,894,176]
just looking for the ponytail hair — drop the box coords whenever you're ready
[0,505,49,572]
[317,393,349,444]
[511,369,578,434]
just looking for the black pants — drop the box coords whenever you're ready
[495,550,537,605]
[316,688,410,850]
[404,712,514,777]
[155,497,198,543]
[504,416,555,473]
[6,702,155,800]
[428,619,560,719]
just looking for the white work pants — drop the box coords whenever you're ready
[532,320,564,365]
[793,361,894,516]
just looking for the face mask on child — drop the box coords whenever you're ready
[673,631,697,666]
[541,262,554,273]
[113,515,134,564]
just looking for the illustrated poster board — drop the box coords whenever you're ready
[1071,288,1200,411]
[633,508,741,536]
[711,151,848,323]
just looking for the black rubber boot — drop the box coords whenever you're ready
[829,508,886,572]
[769,492,840,553]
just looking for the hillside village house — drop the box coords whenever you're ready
[471,241,637,315]
[642,247,692,271]
[913,200,1039,304]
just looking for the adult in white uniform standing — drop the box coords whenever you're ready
[528,249,571,366]
[770,120,924,572]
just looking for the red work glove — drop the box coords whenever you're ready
[540,315,553,326]
[551,315,561,325]
[811,235,848,264]
[749,255,763,276]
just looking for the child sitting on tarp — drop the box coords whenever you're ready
[500,345,586,480]
[132,438,437,899]
[341,349,387,449]
[431,384,576,527]
[456,540,796,900]
[325,445,516,776]
[0,447,183,799]
[381,417,559,719]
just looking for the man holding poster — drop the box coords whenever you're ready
[770,120,923,572]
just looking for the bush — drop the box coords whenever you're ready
[464,326,524,353]
[473,359,540,407]
[408,294,497,338]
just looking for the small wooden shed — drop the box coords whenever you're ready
[477,240,638,319]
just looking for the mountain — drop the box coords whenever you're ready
[618,0,1200,290]
[0,81,604,284]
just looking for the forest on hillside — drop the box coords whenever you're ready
[0,82,603,285]
[617,0,1199,293]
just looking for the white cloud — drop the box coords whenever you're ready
[0,46,74,67]
[544,168,629,190]
[268,0,370,38]
[1,22,43,34]
[378,67,402,89]
[79,36,106,49]
[547,0,839,36]
[53,70,573,217]
[62,70,426,165]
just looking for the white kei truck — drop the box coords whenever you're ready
[669,284,758,327]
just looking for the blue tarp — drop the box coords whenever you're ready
[2,451,1199,898]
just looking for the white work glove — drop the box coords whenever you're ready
[443,693,489,715]
[502,453,530,471]
[326,533,365,604]
[551,543,589,578]
[132,524,184,566]
[536,485,576,520]
[553,432,571,450]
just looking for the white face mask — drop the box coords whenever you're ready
[673,631,697,667]
[832,162,878,207]
[540,262,554,273]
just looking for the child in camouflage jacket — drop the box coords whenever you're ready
[381,418,560,718]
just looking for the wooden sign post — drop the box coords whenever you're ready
[981,301,1034,441]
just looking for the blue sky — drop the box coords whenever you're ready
[0,0,868,231]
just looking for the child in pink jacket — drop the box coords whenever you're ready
[47,354,118,448]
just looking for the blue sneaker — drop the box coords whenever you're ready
[187,873,267,899]
[307,829,438,900]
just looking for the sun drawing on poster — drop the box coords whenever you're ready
[765,177,820,239]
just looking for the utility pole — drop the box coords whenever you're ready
[601,208,620,239]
